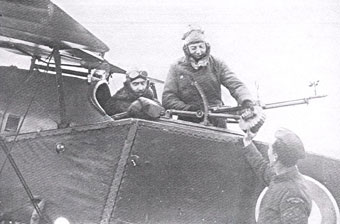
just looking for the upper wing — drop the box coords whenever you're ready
[0,0,109,53]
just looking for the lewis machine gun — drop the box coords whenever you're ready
[164,94,327,129]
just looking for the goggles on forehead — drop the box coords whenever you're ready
[126,70,148,81]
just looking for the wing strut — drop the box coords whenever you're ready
[53,47,69,128]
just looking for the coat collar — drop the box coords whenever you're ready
[272,166,300,183]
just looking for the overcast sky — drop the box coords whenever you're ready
[1,0,340,159]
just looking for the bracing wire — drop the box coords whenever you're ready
[0,141,52,224]
[0,65,52,223]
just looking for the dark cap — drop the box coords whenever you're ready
[272,128,305,167]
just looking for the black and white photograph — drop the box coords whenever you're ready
[0,0,339,223]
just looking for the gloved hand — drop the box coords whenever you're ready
[128,97,164,119]
[241,100,254,110]
[127,100,143,116]
[138,97,165,119]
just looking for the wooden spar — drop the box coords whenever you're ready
[53,47,69,128]
[34,64,89,78]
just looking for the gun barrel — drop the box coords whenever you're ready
[209,95,327,113]
[263,100,308,109]
[263,95,327,110]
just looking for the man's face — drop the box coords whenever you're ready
[187,42,207,60]
[130,78,147,96]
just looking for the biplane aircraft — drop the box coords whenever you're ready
[0,0,339,223]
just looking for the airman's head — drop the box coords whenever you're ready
[126,70,149,96]
[268,128,306,167]
[182,25,210,61]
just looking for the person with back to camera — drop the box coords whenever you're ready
[237,110,312,223]
[162,25,255,128]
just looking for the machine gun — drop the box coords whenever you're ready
[209,94,327,114]
[165,94,327,125]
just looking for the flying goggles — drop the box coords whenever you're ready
[126,70,148,81]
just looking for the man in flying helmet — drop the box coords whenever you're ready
[104,70,163,120]
[162,25,254,128]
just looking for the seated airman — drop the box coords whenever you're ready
[103,70,164,120]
